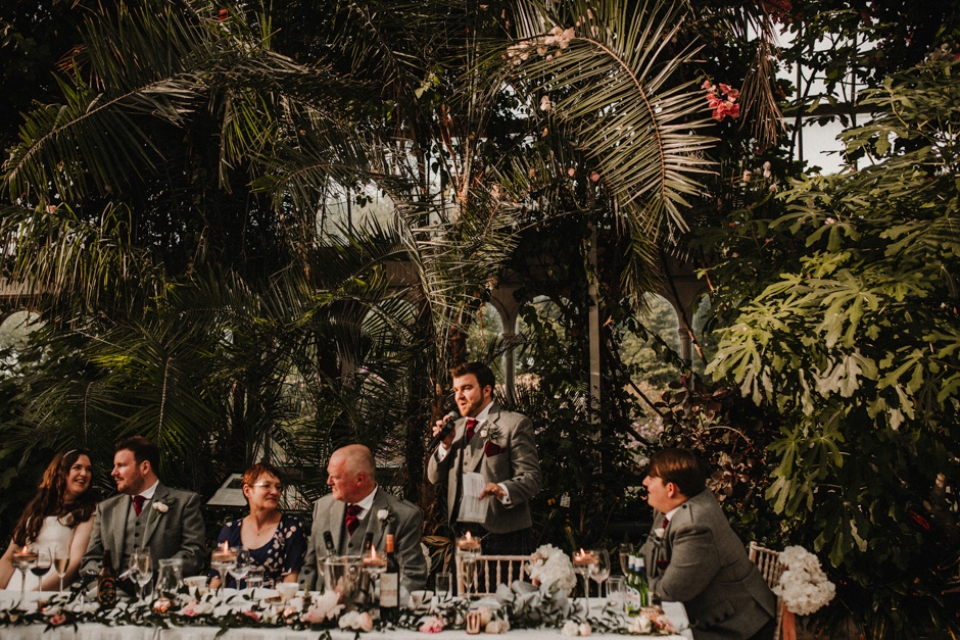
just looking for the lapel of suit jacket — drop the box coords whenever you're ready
[464,403,498,472]
[369,489,390,549]
[110,495,132,559]
[330,500,346,554]
[140,482,168,549]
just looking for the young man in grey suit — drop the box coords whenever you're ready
[640,449,776,640]
[427,361,542,554]
[300,445,427,592]
[80,436,205,587]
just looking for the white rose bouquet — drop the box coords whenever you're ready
[774,546,836,615]
[525,544,577,595]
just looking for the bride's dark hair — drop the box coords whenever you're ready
[12,450,97,547]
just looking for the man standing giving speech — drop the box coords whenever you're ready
[427,361,541,554]
[80,436,205,585]
[639,449,776,640]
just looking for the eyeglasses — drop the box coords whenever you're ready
[251,482,283,491]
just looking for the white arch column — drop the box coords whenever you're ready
[488,283,523,405]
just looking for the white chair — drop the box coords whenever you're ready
[456,554,532,596]
[749,541,785,640]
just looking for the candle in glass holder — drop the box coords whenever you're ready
[362,548,386,569]
[211,541,237,563]
[573,549,599,567]
[12,546,38,570]
[456,533,481,552]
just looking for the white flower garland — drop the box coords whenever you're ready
[774,546,836,615]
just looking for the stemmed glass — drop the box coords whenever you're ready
[456,536,481,598]
[229,548,251,590]
[210,546,237,597]
[588,548,611,598]
[572,550,598,611]
[618,542,632,576]
[53,546,71,593]
[32,549,52,588]
[130,548,153,601]
[12,545,38,606]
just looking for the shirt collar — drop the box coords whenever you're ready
[473,401,493,424]
[138,480,160,501]
[663,505,682,523]
[351,485,378,519]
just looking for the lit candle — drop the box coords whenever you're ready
[573,548,599,566]
[456,532,481,551]
[14,546,37,560]
[362,548,385,568]
[211,541,237,563]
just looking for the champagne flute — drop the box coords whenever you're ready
[131,548,153,600]
[53,547,71,593]
[618,542,632,576]
[32,548,52,589]
[588,548,611,598]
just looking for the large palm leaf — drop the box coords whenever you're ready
[503,0,715,273]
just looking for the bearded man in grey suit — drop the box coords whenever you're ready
[639,449,776,640]
[427,361,541,554]
[80,436,205,587]
[300,445,427,592]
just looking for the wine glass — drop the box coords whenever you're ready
[32,548,52,589]
[130,548,153,601]
[53,546,71,593]
[12,546,38,606]
[229,548,251,589]
[588,548,611,598]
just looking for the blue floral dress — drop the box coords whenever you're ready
[213,514,306,588]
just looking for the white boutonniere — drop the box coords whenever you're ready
[377,508,395,531]
[149,498,175,524]
[479,424,502,444]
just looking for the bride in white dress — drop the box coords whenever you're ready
[0,450,97,591]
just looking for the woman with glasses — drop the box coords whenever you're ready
[209,462,305,589]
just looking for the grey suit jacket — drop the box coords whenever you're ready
[80,482,206,578]
[426,403,541,534]
[300,487,427,592]
[639,490,776,640]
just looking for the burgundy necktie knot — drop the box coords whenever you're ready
[465,418,478,442]
[662,516,669,530]
[133,495,146,516]
[345,504,363,535]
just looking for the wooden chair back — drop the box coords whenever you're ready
[748,541,785,640]
[456,554,532,597]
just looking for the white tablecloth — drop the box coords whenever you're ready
[0,593,691,640]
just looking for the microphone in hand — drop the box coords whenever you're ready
[427,411,461,451]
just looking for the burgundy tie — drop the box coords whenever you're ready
[133,495,146,516]
[662,516,669,530]
[465,418,478,442]
[345,504,362,535]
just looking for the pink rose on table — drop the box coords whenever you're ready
[419,616,445,633]
[49,613,67,626]
[303,591,344,623]
[242,611,260,623]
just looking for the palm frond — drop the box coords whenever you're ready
[505,0,715,246]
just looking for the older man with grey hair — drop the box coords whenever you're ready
[300,445,427,592]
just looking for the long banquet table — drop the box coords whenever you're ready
[0,593,692,640]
